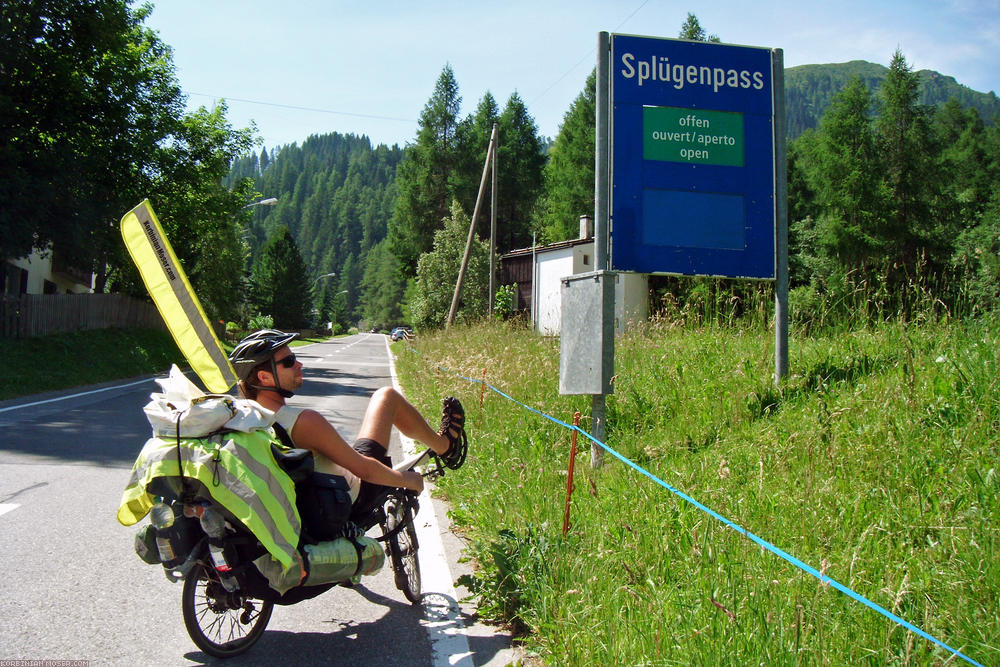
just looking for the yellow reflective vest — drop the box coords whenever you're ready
[118,429,301,573]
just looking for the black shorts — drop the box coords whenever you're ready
[353,437,389,462]
[351,437,392,518]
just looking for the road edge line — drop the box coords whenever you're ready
[384,336,474,667]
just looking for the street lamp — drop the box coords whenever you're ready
[243,197,278,209]
[312,272,337,288]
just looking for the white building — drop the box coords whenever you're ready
[500,216,648,336]
[3,247,94,296]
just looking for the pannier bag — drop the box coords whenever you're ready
[119,430,302,577]
[134,524,161,565]
[297,472,353,542]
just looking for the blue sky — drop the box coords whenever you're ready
[143,0,1000,150]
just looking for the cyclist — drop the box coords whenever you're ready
[228,329,466,515]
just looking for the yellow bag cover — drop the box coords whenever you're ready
[117,430,301,572]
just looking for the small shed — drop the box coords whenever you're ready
[500,217,648,336]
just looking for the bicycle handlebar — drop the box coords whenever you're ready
[393,446,447,477]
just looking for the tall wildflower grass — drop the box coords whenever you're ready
[394,315,998,665]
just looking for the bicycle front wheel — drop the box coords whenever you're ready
[385,501,421,603]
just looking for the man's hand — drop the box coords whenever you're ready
[403,470,424,494]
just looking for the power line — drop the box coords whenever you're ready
[187,1,653,131]
[528,0,651,107]
[185,91,417,124]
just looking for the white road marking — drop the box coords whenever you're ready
[0,335,380,415]
[317,360,387,368]
[385,337,473,667]
[320,334,373,356]
[0,377,154,413]
[0,503,20,518]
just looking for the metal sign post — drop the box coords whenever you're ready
[557,33,614,469]
[592,31,613,466]
[771,50,789,381]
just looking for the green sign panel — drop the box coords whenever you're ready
[642,106,744,166]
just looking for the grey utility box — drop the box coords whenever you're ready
[559,270,615,395]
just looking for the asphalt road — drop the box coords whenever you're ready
[0,333,515,666]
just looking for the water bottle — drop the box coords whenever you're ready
[149,502,178,564]
[199,507,238,592]
[198,506,226,538]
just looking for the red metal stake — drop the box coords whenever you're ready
[562,411,582,537]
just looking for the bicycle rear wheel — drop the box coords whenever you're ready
[385,501,421,603]
[182,562,273,658]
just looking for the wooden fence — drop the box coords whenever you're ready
[0,293,166,339]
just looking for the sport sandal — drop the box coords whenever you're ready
[437,396,467,470]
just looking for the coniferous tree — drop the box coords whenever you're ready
[534,70,596,242]
[360,239,405,327]
[338,253,363,327]
[250,226,313,329]
[496,92,547,252]
[678,13,720,42]
[229,132,405,326]
[952,191,1000,312]
[801,76,884,269]
[934,100,992,224]
[875,50,939,276]
[389,65,462,273]
[454,92,501,219]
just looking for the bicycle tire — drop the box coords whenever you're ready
[181,562,273,658]
[385,501,422,604]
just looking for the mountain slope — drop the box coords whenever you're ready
[785,60,1000,139]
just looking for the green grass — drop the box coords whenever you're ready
[0,328,183,401]
[0,329,338,402]
[6,321,994,662]
[394,317,999,665]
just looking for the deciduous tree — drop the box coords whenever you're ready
[0,0,182,272]
[409,201,489,329]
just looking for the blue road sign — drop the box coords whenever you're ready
[611,34,777,279]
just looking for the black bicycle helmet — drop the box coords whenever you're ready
[229,329,299,397]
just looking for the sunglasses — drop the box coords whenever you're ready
[274,353,297,369]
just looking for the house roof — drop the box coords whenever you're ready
[500,236,593,260]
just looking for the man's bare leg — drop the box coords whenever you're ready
[356,387,450,455]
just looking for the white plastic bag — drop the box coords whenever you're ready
[143,364,275,437]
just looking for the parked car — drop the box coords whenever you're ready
[390,326,412,341]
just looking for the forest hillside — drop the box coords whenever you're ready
[228,58,999,330]
[786,60,999,138]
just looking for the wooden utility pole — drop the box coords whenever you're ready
[447,123,498,328]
